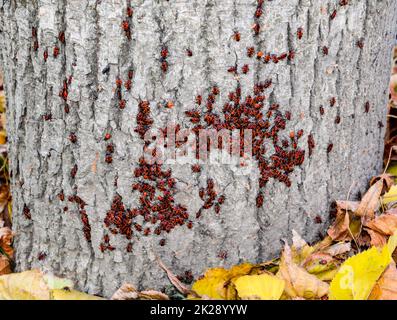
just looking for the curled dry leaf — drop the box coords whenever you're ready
[139,290,169,300]
[327,210,350,241]
[369,261,397,300]
[156,256,199,298]
[0,227,13,257]
[0,184,9,213]
[111,283,169,300]
[363,212,397,247]
[111,283,139,300]
[365,229,387,247]
[278,244,329,299]
[370,173,394,194]
[327,201,361,242]
[335,200,360,213]
[324,242,351,257]
[365,212,397,236]
[355,179,383,219]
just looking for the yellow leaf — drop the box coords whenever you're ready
[303,253,338,275]
[0,131,6,145]
[234,274,285,300]
[51,289,104,300]
[329,233,397,300]
[0,270,51,300]
[191,268,230,299]
[191,263,255,300]
[278,244,329,299]
[0,270,91,300]
[229,263,255,278]
[315,269,339,282]
[0,94,5,113]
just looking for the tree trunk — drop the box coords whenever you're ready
[0,0,396,297]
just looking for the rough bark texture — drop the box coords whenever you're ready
[0,0,396,297]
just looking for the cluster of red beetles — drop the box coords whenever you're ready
[185,80,305,207]
[122,7,134,40]
[197,179,225,217]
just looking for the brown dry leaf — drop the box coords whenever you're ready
[323,242,351,256]
[156,256,199,298]
[111,283,169,300]
[139,290,169,300]
[278,244,329,299]
[0,255,11,275]
[365,212,397,236]
[366,229,387,247]
[327,210,350,241]
[111,283,139,300]
[328,200,362,241]
[336,200,360,212]
[0,185,9,213]
[369,261,397,300]
[0,227,13,257]
[370,173,394,194]
[355,179,383,219]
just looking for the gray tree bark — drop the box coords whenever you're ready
[0,0,396,297]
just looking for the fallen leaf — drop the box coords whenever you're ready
[51,288,104,300]
[0,227,13,257]
[355,179,383,219]
[324,242,351,256]
[366,228,387,247]
[191,268,230,299]
[0,270,51,300]
[234,274,285,300]
[111,283,169,300]
[0,255,11,275]
[335,200,360,212]
[0,184,9,213]
[111,283,139,300]
[0,131,6,145]
[139,290,169,300]
[278,244,329,299]
[327,210,350,241]
[365,212,397,236]
[368,261,397,300]
[302,252,338,275]
[370,173,394,194]
[156,257,198,298]
[327,201,361,242]
[329,232,397,300]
